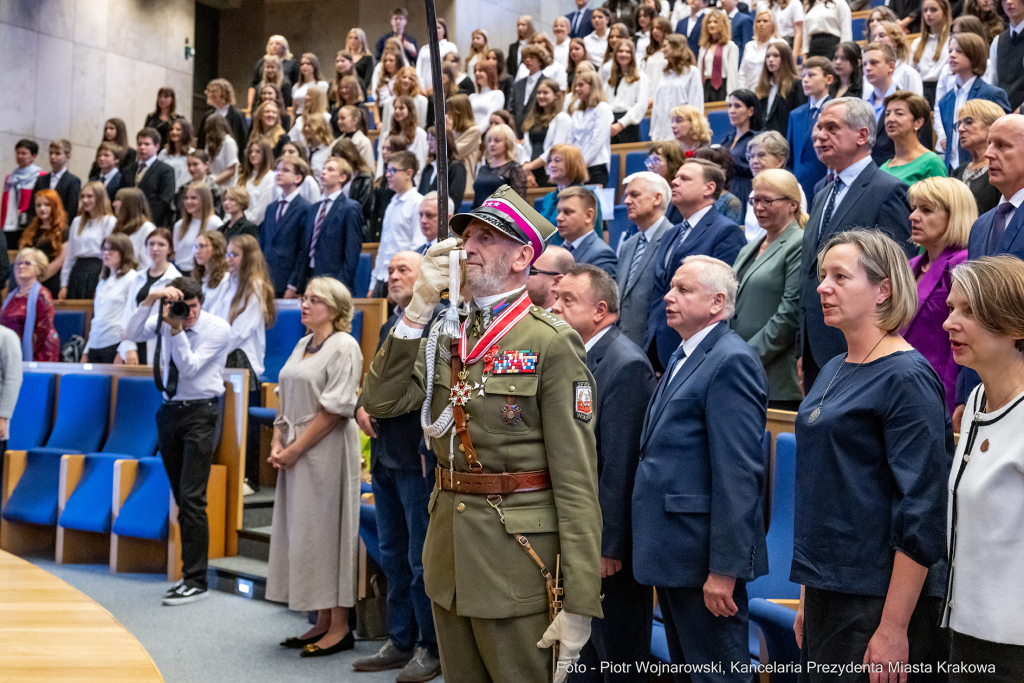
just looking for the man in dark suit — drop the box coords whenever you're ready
[94,142,132,203]
[551,264,655,683]
[260,156,313,297]
[643,159,746,370]
[194,79,249,162]
[134,128,176,227]
[632,256,769,681]
[954,114,1024,427]
[616,172,674,347]
[508,16,536,76]
[800,97,913,389]
[352,250,442,680]
[566,0,594,40]
[510,45,547,134]
[721,0,753,61]
[787,57,833,203]
[373,6,419,63]
[556,186,618,278]
[27,139,80,222]
[287,158,363,296]
[675,0,707,58]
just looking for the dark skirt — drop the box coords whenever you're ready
[86,343,119,364]
[703,80,728,103]
[923,80,938,109]
[807,33,840,60]
[226,348,259,392]
[611,111,641,144]
[586,164,609,188]
[136,341,148,365]
[949,631,1024,683]
[531,167,550,187]
[67,257,103,299]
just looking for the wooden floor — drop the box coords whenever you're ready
[0,550,163,682]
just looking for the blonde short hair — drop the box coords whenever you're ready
[749,130,790,164]
[224,186,250,210]
[958,98,1006,127]
[669,105,712,144]
[907,177,976,250]
[752,169,808,229]
[15,247,49,279]
[951,255,1024,354]
[817,229,917,334]
[485,123,518,164]
[306,276,354,333]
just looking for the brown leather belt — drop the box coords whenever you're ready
[435,467,552,495]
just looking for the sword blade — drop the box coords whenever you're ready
[423,0,449,240]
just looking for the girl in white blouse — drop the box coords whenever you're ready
[82,233,138,364]
[240,139,277,224]
[60,181,116,300]
[111,188,155,271]
[762,0,804,63]
[568,71,615,186]
[372,45,405,105]
[602,41,650,144]
[468,61,506,132]
[802,0,852,60]
[642,17,673,100]
[599,23,632,81]
[697,10,740,103]
[650,34,704,143]
[741,11,787,91]
[521,79,573,186]
[379,66,429,134]
[287,88,332,147]
[116,227,182,365]
[291,52,329,116]
[303,117,334,185]
[375,96,428,184]
[172,182,224,275]
[156,119,194,191]
[909,0,952,107]
[193,230,231,315]
[223,234,276,388]
[204,115,240,188]
[415,18,457,93]
[872,21,924,96]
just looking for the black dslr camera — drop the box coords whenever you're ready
[167,300,191,320]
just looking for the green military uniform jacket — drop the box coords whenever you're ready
[361,291,604,621]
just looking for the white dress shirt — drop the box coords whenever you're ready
[157,148,192,190]
[650,68,704,142]
[602,72,651,126]
[61,215,117,286]
[945,76,977,169]
[996,186,1024,229]
[934,62,996,141]
[534,112,574,164]
[680,9,706,39]
[209,136,239,187]
[553,40,571,70]
[48,168,66,190]
[636,32,652,58]
[245,171,277,224]
[739,38,788,91]
[910,34,948,83]
[373,188,426,287]
[893,60,924,96]
[986,18,1024,87]
[172,215,225,272]
[117,262,183,363]
[521,70,543,107]
[583,324,612,352]
[698,42,740,93]
[127,221,156,271]
[202,273,233,317]
[643,50,668,95]
[125,306,231,401]
[86,269,139,350]
[818,154,873,235]
[769,1,804,42]
[416,39,458,90]
[205,273,268,380]
[801,0,852,54]
[571,102,615,167]
[667,319,721,381]
[287,112,333,147]
[291,80,329,115]
[584,30,610,65]
[469,88,506,131]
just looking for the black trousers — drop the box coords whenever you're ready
[949,631,1024,683]
[799,587,949,683]
[86,343,119,364]
[156,400,222,588]
[571,562,653,682]
[587,164,609,188]
[658,583,751,683]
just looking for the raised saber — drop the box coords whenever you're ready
[424,0,449,240]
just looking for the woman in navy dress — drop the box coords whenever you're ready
[720,89,761,212]
[792,229,952,679]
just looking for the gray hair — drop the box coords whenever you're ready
[422,190,455,215]
[623,171,672,212]
[749,131,790,165]
[680,254,737,319]
[822,97,877,148]
[567,263,620,314]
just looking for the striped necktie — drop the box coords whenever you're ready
[309,198,331,266]
[625,232,648,291]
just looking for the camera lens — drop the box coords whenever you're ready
[168,301,190,319]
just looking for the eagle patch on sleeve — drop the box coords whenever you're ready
[573,381,593,422]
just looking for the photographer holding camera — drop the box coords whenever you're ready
[124,276,231,606]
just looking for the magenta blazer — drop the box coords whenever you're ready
[901,245,968,413]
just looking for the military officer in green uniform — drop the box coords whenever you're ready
[361,185,603,683]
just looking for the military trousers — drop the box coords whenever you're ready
[432,595,553,682]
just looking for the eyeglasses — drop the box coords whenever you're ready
[192,243,211,251]
[385,167,401,176]
[13,260,34,267]
[529,266,561,277]
[225,251,241,259]
[745,150,771,162]
[300,294,328,306]
[644,155,661,171]
[101,247,117,253]
[748,196,791,208]
[955,116,975,129]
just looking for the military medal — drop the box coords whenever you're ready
[501,403,522,425]
[451,369,473,406]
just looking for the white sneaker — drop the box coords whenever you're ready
[163,579,184,598]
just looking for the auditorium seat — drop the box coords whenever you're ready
[748,598,800,682]
[462,200,473,213]
[533,197,544,212]
[6,372,56,451]
[852,17,866,42]
[708,111,733,145]
[358,481,381,566]
[608,154,620,189]
[625,150,647,179]
[111,456,172,542]
[355,252,372,298]
[748,432,800,601]
[260,308,305,384]
[640,118,651,142]
[2,374,111,528]
[53,310,86,345]
[607,205,631,256]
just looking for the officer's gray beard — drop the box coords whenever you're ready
[464,248,520,299]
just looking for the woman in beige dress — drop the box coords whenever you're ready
[266,276,363,657]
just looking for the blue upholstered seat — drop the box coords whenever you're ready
[640,118,651,142]
[358,482,380,565]
[608,154,620,189]
[53,310,86,345]
[111,456,172,540]
[355,253,372,299]
[708,111,733,145]
[607,205,631,256]
[56,454,124,533]
[748,433,800,601]
[7,372,56,450]
[625,151,647,179]
[749,598,800,682]
[260,309,305,384]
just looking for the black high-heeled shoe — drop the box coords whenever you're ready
[280,632,326,649]
[299,631,355,658]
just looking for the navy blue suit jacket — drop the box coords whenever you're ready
[566,8,594,38]
[676,13,704,58]
[588,326,655,563]
[956,203,1024,403]
[631,322,769,587]
[937,79,1010,168]
[260,195,313,298]
[786,99,829,203]
[730,12,754,62]
[571,230,619,279]
[290,195,364,294]
[643,206,746,368]
[799,160,913,368]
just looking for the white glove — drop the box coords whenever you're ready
[537,611,592,683]
[406,237,458,324]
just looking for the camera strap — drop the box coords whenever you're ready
[153,301,179,398]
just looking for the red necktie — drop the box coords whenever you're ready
[711,45,724,90]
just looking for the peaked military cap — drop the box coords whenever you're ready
[449,185,555,263]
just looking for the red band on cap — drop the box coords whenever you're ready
[480,198,544,263]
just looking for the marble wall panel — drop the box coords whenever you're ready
[0,22,39,137]
[35,0,76,41]
[73,0,109,50]
[34,33,75,142]
[69,43,109,148]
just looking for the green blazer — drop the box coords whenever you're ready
[361,295,603,621]
[731,222,803,403]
